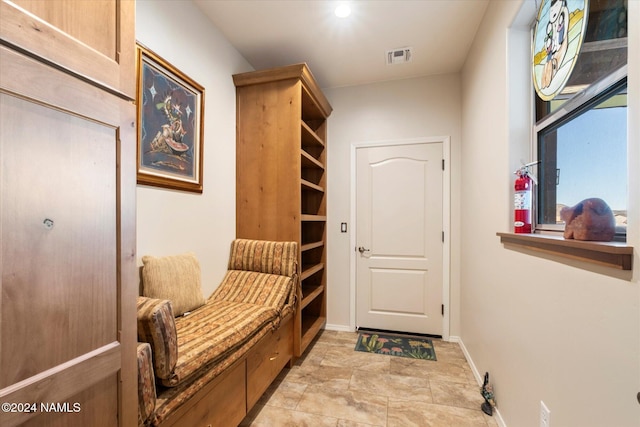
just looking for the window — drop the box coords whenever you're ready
[534,0,628,239]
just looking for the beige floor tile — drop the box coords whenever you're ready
[337,419,385,427]
[432,339,467,361]
[483,412,500,426]
[430,380,485,410]
[257,379,307,409]
[387,398,489,427]
[296,385,388,425]
[242,331,491,427]
[285,364,354,390]
[317,330,361,347]
[242,404,339,427]
[390,356,475,384]
[349,368,433,402]
[293,347,327,368]
[321,346,391,372]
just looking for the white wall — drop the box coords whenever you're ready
[460,1,640,426]
[136,0,253,297]
[324,74,462,336]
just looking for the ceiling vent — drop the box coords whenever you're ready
[386,47,413,65]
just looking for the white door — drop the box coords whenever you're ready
[356,142,443,335]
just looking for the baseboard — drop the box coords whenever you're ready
[324,323,355,332]
[453,336,508,427]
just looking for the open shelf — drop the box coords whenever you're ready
[301,263,324,281]
[301,179,324,193]
[301,315,325,352]
[301,283,324,309]
[301,85,327,125]
[301,150,324,169]
[301,241,324,252]
[301,120,325,148]
[301,214,326,222]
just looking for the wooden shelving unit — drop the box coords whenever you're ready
[233,64,332,357]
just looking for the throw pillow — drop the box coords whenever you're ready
[136,296,178,379]
[142,253,205,316]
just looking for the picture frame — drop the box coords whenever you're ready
[136,44,204,193]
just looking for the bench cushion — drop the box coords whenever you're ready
[137,342,156,426]
[227,239,298,277]
[211,270,293,310]
[162,300,277,387]
[137,297,178,380]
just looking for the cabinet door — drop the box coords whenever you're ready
[0,45,137,427]
[0,0,135,99]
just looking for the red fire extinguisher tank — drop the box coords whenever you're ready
[514,171,533,233]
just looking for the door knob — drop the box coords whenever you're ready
[358,247,370,254]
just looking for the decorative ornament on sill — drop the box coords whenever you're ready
[560,198,616,241]
[532,0,589,101]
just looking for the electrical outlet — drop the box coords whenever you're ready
[540,401,551,427]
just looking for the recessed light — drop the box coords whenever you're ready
[335,3,351,18]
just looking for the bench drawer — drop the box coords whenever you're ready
[163,360,246,427]
[246,318,293,408]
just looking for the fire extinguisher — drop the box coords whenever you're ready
[514,161,538,234]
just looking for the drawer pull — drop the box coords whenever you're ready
[269,352,279,361]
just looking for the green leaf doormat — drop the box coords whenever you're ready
[355,331,437,360]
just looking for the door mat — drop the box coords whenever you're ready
[354,331,437,360]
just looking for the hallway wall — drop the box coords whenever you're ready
[459,1,640,426]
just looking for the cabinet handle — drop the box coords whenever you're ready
[269,352,279,361]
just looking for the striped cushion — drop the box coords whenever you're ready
[161,300,278,387]
[210,270,293,310]
[227,239,298,277]
[136,297,178,380]
[137,343,156,426]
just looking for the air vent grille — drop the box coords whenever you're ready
[386,47,413,65]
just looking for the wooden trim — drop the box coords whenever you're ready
[117,101,138,427]
[0,0,135,100]
[497,232,633,270]
[232,63,332,117]
[0,343,120,427]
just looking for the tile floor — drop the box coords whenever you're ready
[240,330,499,427]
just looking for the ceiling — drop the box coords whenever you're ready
[194,0,490,89]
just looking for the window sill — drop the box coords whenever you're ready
[497,232,633,271]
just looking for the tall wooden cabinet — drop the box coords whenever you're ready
[233,64,332,357]
[0,1,136,426]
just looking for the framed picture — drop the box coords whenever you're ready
[136,44,204,193]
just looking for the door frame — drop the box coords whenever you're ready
[349,136,451,340]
